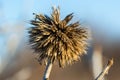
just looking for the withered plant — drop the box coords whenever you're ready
[28,7,89,80]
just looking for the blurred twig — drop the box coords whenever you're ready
[95,58,114,80]
[92,44,103,79]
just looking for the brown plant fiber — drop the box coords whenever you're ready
[28,7,89,67]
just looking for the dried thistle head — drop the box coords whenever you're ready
[28,7,89,67]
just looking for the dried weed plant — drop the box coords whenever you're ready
[28,7,89,67]
[28,7,93,80]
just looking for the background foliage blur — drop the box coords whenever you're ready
[0,0,120,80]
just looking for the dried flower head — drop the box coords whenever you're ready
[28,7,89,67]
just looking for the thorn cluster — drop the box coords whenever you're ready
[28,7,89,67]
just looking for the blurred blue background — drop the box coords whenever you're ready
[0,0,120,80]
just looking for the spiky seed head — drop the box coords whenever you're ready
[28,7,89,67]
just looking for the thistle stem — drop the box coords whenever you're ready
[43,60,53,80]
[95,58,113,80]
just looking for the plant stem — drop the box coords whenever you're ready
[43,60,53,80]
[95,58,113,80]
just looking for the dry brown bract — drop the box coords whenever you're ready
[28,7,89,67]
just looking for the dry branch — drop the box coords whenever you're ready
[43,60,53,80]
[95,58,114,80]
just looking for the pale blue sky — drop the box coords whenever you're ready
[0,0,120,38]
